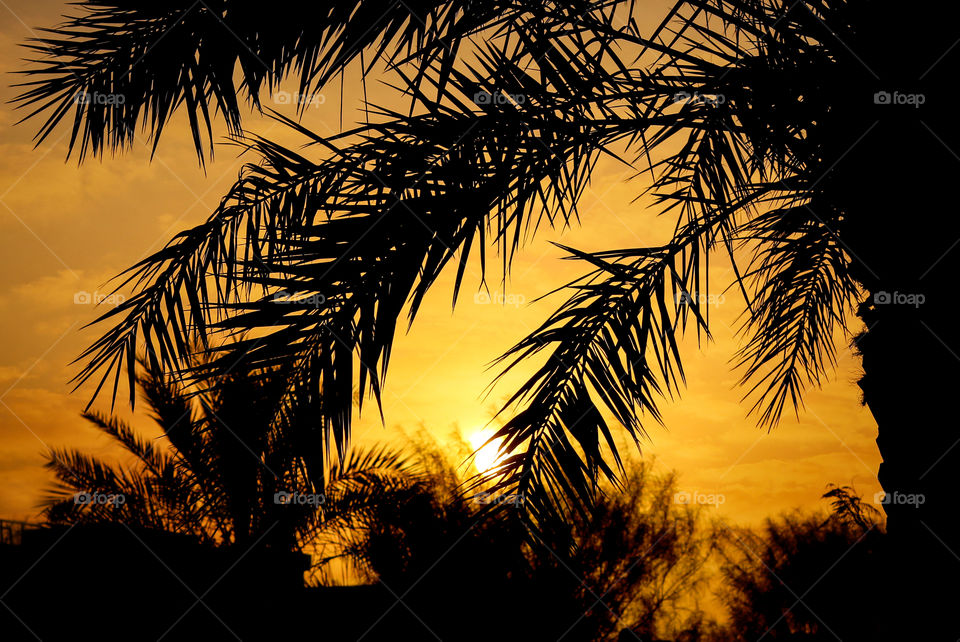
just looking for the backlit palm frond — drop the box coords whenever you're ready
[133,355,233,536]
[46,356,336,546]
[79,410,174,480]
[43,448,125,506]
[146,3,643,462]
[41,448,188,532]
[58,0,644,523]
[479,0,869,525]
[735,200,859,427]
[317,445,419,528]
[484,227,720,529]
[135,355,202,466]
[13,0,627,162]
[294,444,422,572]
[71,129,349,408]
[482,56,770,528]
[207,112,609,471]
[76,81,627,469]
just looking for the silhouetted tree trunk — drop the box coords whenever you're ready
[829,5,960,637]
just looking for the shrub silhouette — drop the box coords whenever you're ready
[718,487,886,640]
[322,436,718,641]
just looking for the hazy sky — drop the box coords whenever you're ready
[0,0,881,525]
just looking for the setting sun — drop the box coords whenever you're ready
[467,429,504,474]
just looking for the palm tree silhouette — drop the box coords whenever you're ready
[15,2,960,634]
[43,355,413,555]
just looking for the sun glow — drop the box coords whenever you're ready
[467,428,504,474]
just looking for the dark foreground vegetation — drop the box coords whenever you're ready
[0,471,888,640]
[1,371,887,640]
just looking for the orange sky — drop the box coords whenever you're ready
[0,0,882,527]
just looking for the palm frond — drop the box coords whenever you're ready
[80,410,173,479]
[42,448,178,531]
[13,0,627,162]
[476,0,864,526]
[735,200,859,427]
[483,224,724,528]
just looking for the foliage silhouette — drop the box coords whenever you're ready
[318,435,719,641]
[15,3,960,634]
[43,354,414,555]
[718,487,886,640]
[13,0,570,163]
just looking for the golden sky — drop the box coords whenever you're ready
[0,0,881,526]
